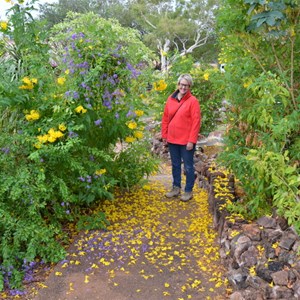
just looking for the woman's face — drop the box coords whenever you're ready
[178,79,190,95]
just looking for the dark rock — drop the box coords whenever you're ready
[265,229,282,243]
[256,266,273,283]
[256,216,277,229]
[228,268,249,289]
[246,275,268,290]
[268,261,286,272]
[279,236,296,251]
[276,216,289,231]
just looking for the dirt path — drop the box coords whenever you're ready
[25,164,229,300]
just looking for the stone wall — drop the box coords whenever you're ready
[196,156,300,300]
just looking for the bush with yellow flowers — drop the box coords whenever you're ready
[0,4,158,290]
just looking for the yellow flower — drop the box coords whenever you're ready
[127,121,137,130]
[25,110,40,121]
[243,81,252,88]
[75,105,87,114]
[48,136,56,143]
[19,77,37,90]
[65,69,70,75]
[125,136,135,143]
[0,21,8,31]
[37,134,49,143]
[59,124,67,131]
[154,80,167,91]
[57,77,66,85]
[95,169,107,176]
[135,110,144,117]
[203,73,209,81]
[34,143,42,149]
[133,131,143,139]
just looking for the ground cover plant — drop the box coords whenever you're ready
[0,3,158,290]
[216,0,300,231]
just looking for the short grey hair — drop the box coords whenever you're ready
[177,74,193,87]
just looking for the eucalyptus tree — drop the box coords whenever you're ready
[126,0,218,70]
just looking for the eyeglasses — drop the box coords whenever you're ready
[179,83,190,88]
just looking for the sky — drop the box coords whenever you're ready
[0,0,58,19]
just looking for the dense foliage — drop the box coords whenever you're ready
[0,6,158,289]
[216,0,300,231]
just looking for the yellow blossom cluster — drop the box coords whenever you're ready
[135,110,144,117]
[57,77,66,85]
[0,21,8,31]
[75,105,87,114]
[203,73,210,81]
[35,125,66,148]
[19,76,38,90]
[25,110,40,121]
[125,119,144,142]
[95,169,106,176]
[127,121,137,130]
[153,79,167,91]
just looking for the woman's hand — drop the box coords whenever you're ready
[186,142,194,150]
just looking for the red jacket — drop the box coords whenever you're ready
[161,90,201,145]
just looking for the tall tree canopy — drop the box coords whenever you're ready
[38,0,219,66]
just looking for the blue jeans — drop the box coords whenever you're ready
[168,143,195,192]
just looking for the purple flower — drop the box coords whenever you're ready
[1,147,10,154]
[94,119,102,126]
[115,112,119,119]
[66,210,70,214]
[68,131,78,138]
[78,176,85,182]
[61,202,65,206]
[73,91,79,99]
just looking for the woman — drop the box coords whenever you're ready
[161,74,201,202]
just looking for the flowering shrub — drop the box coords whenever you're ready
[0,6,158,290]
[216,0,300,231]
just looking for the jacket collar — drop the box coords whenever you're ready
[171,90,192,102]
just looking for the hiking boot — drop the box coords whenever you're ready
[165,186,181,198]
[180,192,193,202]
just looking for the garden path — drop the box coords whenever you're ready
[28,163,228,300]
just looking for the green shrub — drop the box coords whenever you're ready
[0,8,158,289]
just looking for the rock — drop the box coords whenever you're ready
[279,236,296,251]
[242,224,261,241]
[228,268,249,289]
[257,266,273,283]
[269,285,294,299]
[268,261,287,272]
[239,246,259,267]
[256,216,277,229]
[229,291,244,300]
[271,270,289,286]
[265,229,282,243]
[231,235,251,261]
[293,279,300,298]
